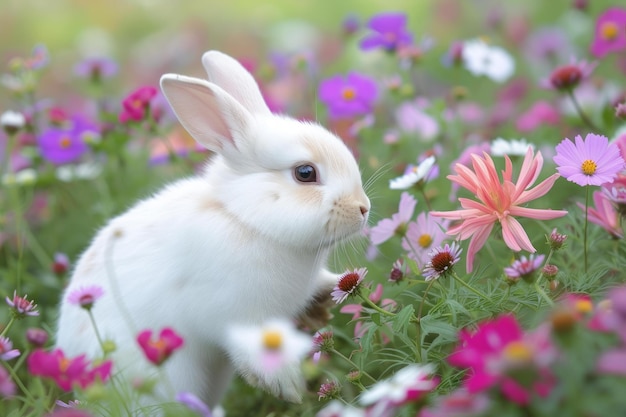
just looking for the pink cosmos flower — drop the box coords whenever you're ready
[359,12,413,52]
[431,148,567,272]
[137,327,184,366]
[67,285,105,310]
[516,101,561,133]
[448,315,557,405]
[448,142,491,202]
[0,337,20,361]
[578,191,623,238]
[504,254,545,282]
[590,7,626,58]
[395,99,439,141]
[119,86,158,123]
[553,133,625,186]
[370,192,417,245]
[28,348,113,391]
[402,212,449,268]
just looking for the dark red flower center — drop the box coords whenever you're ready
[550,65,583,90]
[338,272,360,292]
[431,252,454,273]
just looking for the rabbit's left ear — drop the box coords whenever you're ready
[160,74,251,154]
[201,50,271,117]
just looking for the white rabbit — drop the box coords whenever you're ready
[55,51,370,409]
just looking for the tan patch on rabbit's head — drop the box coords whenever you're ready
[300,135,352,178]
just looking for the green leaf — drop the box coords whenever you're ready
[392,304,415,334]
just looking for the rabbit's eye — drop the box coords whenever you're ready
[294,164,317,183]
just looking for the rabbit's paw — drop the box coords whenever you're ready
[297,289,334,330]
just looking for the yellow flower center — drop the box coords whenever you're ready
[600,21,619,41]
[59,357,71,372]
[503,341,533,363]
[341,87,356,101]
[262,330,282,350]
[581,159,597,176]
[418,234,433,248]
[575,299,593,314]
[59,136,72,148]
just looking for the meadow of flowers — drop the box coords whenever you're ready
[2,1,626,416]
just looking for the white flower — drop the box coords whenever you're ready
[317,400,365,417]
[359,364,437,412]
[1,110,25,133]
[55,163,102,182]
[462,39,515,83]
[491,138,535,157]
[389,156,436,190]
[227,319,312,374]
[2,169,37,186]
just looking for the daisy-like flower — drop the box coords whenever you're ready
[0,336,20,361]
[504,254,545,283]
[590,7,626,58]
[432,148,567,272]
[490,138,535,157]
[422,242,462,281]
[67,285,105,310]
[227,319,312,374]
[553,133,625,186]
[401,212,449,268]
[137,327,184,366]
[389,155,436,190]
[6,291,39,318]
[462,38,515,83]
[319,72,378,120]
[119,86,159,123]
[311,330,334,363]
[359,364,438,409]
[369,192,417,245]
[1,110,26,135]
[317,400,366,417]
[359,12,413,52]
[332,268,368,304]
[541,58,597,92]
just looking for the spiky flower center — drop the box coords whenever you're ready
[600,21,619,40]
[418,234,433,248]
[341,87,356,101]
[262,330,282,351]
[581,159,597,176]
[431,251,454,273]
[338,272,360,292]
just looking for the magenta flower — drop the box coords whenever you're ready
[448,315,557,405]
[38,116,96,165]
[0,336,20,361]
[359,12,413,52]
[553,133,625,186]
[119,86,159,123]
[6,291,39,317]
[319,72,378,119]
[370,192,417,245]
[504,254,545,282]
[28,348,113,391]
[137,327,184,366]
[419,388,490,417]
[0,365,15,398]
[578,191,623,238]
[67,285,105,310]
[431,148,567,272]
[422,242,462,281]
[541,58,596,91]
[332,267,368,304]
[516,101,561,133]
[52,252,70,276]
[402,212,449,268]
[590,7,626,58]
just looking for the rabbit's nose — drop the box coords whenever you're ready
[359,205,369,216]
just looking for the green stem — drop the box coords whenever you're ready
[359,293,396,318]
[567,90,599,131]
[534,281,554,307]
[419,187,432,211]
[0,316,16,338]
[5,362,37,404]
[451,271,491,300]
[583,185,589,273]
[329,348,376,383]
[87,309,107,357]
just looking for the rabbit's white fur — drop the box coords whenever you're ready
[55,51,370,408]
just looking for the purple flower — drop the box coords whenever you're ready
[0,365,15,398]
[6,291,39,317]
[504,254,545,282]
[395,99,439,141]
[74,57,118,81]
[402,212,449,268]
[38,116,96,165]
[175,392,212,417]
[359,12,413,52]
[422,242,462,281]
[67,285,105,310]
[319,72,378,119]
[553,133,625,186]
[370,192,417,245]
[331,268,367,304]
[0,337,20,361]
[590,7,626,58]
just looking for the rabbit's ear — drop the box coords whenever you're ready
[201,50,271,116]
[160,74,251,153]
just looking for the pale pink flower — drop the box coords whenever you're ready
[431,148,567,272]
[401,212,449,268]
[370,192,417,245]
[578,191,623,238]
